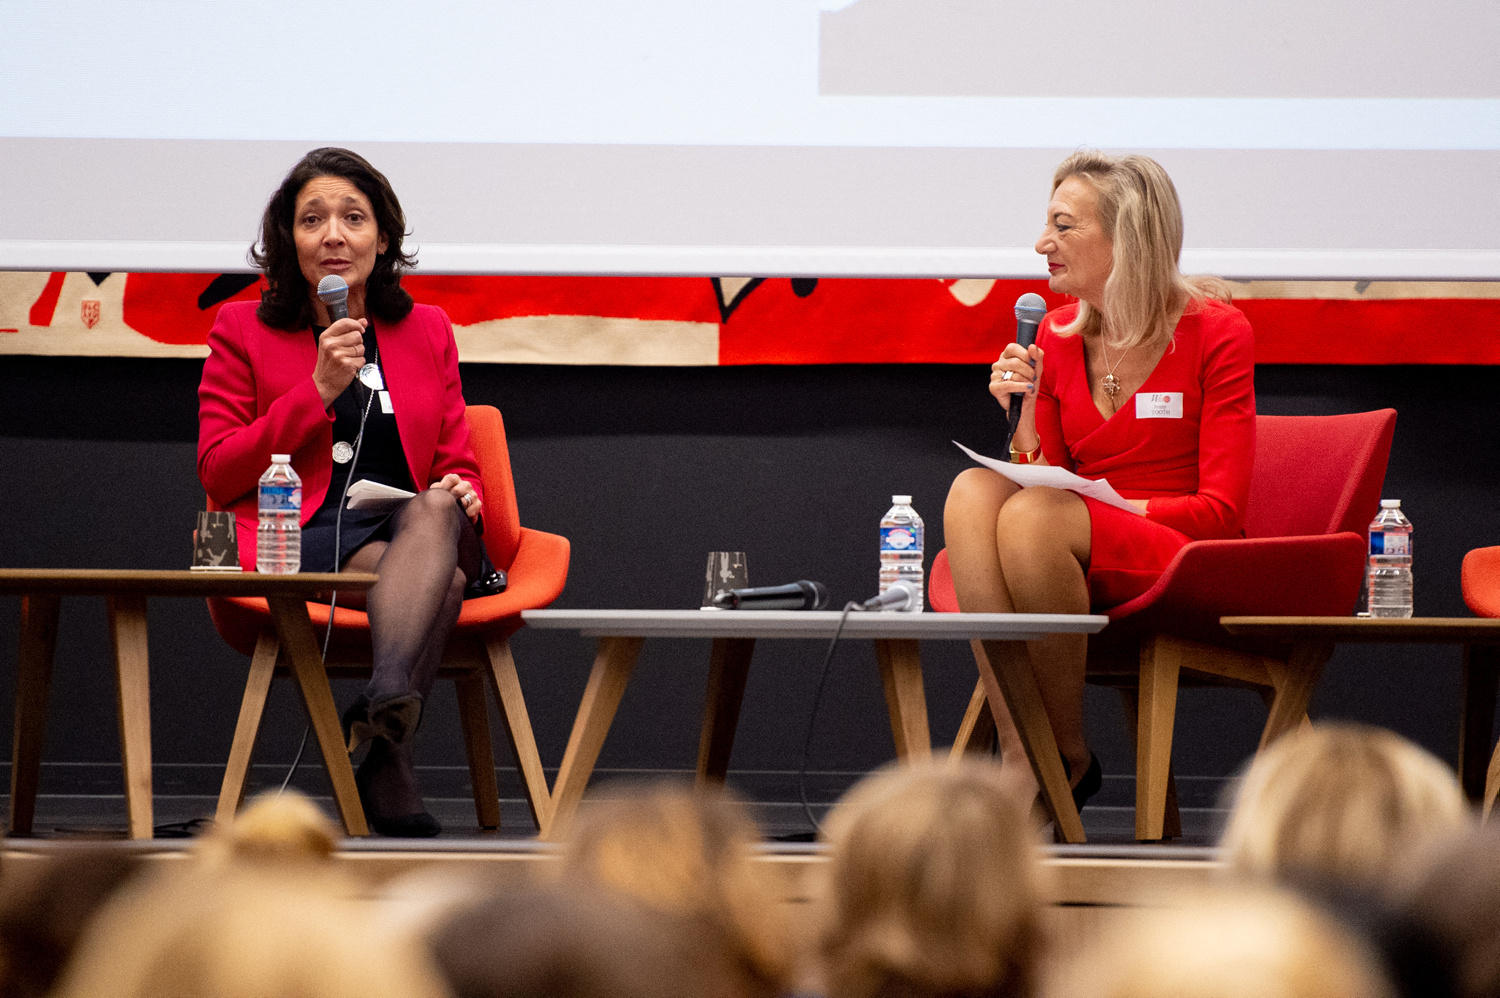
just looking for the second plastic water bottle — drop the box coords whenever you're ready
[1367,498,1412,618]
[257,454,302,574]
[879,495,924,612]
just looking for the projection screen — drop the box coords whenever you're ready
[1,0,1496,279]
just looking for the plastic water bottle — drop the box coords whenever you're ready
[879,495,924,612]
[1367,499,1413,618]
[257,454,301,574]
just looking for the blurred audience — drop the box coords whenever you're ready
[52,791,448,998]
[816,759,1043,998]
[1220,723,1470,888]
[0,847,141,998]
[561,781,797,998]
[1047,886,1393,998]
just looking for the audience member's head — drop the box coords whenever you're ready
[561,782,795,998]
[1047,886,1392,998]
[194,789,340,869]
[1390,824,1500,998]
[0,848,142,998]
[55,867,446,998]
[1220,723,1469,888]
[817,759,1043,998]
[53,790,446,998]
[431,879,742,998]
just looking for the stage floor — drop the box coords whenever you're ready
[0,791,1230,847]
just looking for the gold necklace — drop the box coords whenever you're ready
[1099,335,1133,401]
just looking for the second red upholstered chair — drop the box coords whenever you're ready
[206,404,569,836]
[930,409,1396,841]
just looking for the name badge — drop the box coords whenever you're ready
[1136,392,1183,419]
[379,390,394,414]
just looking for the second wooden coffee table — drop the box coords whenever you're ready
[522,609,1107,841]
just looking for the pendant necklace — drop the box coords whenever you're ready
[1099,334,1133,403]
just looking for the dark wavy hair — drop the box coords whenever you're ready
[250,147,417,330]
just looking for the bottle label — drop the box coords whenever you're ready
[881,526,922,552]
[1370,532,1409,556]
[259,484,301,512]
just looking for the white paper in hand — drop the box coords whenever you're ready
[953,442,1144,516]
[346,479,416,512]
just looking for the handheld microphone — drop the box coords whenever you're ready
[317,274,350,322]
[859,580,919,612]
[712,580,829,611]
[1006,293,1048,458]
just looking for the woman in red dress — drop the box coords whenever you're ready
[943,151,1256,809]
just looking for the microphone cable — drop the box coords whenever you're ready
[279,358,378,795]
[795,599,860,836]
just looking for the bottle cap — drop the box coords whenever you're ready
[1381,499,1401,508]
[271,454,291,464]
[892,494,912,505]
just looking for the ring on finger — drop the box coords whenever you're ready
[462,493,474,506]
[1001,370,1013,382]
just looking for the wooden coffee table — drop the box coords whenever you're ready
[1221,616,1500,814]
[0,569,378,839]
[522,609,1108,842]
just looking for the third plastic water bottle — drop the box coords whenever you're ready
[257,454,302,574]
[879,495,924,612]
[1367,499,1412,618]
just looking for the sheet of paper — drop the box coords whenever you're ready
[346,479,416,512]
[953,442,1145,516]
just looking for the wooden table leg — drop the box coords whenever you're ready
[978,638,1084,843]
[485,635,554,833]
[266,596,368,837]
[697,638,755,785]
[217,629,280,825]
[545,635,644,841]
[1260,642,1335,750]
[874,638,932,762]
[107,595,154,840]
[1460,644,1500,803]
[10,595,59,836]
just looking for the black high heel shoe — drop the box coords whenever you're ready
[1062,752,1103,810]
[354,746,442,838]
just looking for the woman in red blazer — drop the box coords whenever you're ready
[198,148,484,837]
[944,151,1256,817]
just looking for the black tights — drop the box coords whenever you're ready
[332,489,482,818]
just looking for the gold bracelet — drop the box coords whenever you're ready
[1009,442,1041,465]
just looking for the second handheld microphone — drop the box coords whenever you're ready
[712,580,829,611]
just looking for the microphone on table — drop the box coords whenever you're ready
[1005,292,1048,459]
[317,274,350,322]
[857,580,920,612]
[712,580,829,611]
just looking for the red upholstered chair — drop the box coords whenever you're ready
[931,409,1396,841]
[207,404,568,835]
[1461,546,1500,817]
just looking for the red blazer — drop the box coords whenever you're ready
[197,300,482,569]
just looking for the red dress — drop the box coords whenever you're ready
[1032,298,1256,610]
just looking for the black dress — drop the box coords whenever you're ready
[300,324,417,573]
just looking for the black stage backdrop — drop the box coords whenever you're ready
[0,357,1495,810]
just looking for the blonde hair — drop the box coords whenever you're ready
[1220,723,1471,887]
[562,783,795,996]
[1049,149,1231,349]
[194,790,339,869]
[1045,886,1391,998]
[54,868,445,998]
[818,759,1043,998]
[54,791,446,998]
